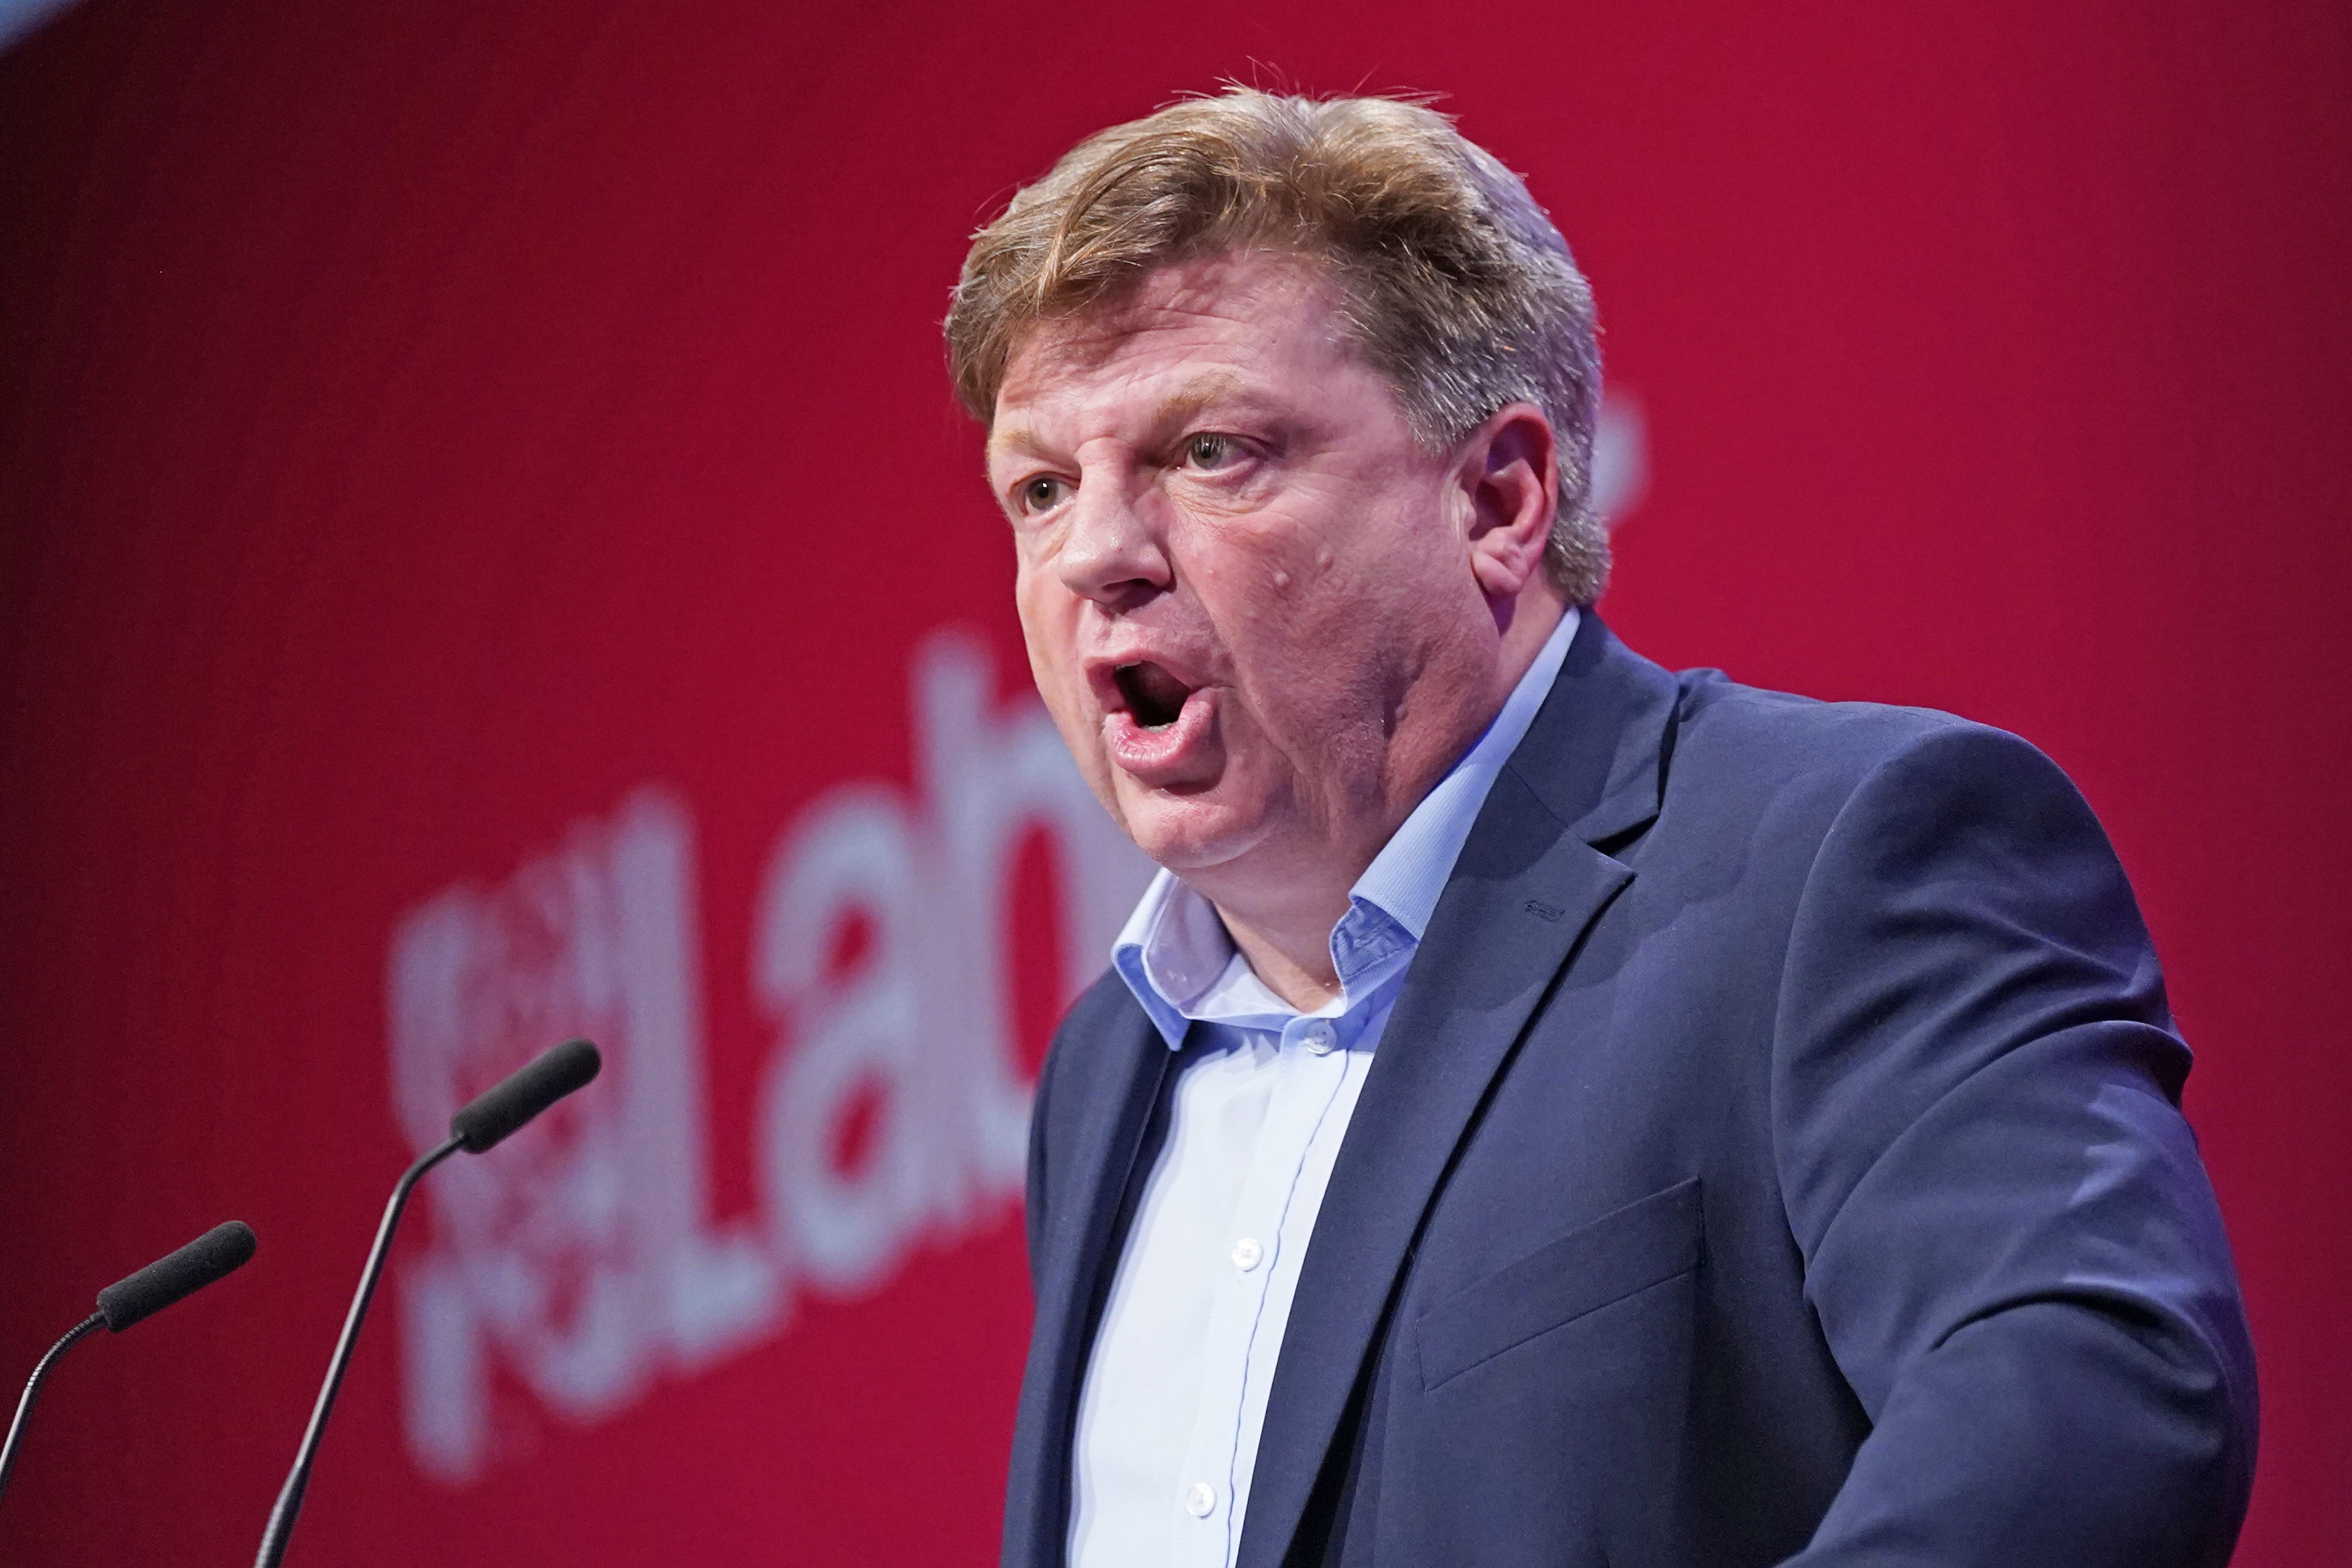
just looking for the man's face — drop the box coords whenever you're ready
[987,249,1498,895]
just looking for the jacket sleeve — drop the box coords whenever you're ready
[1770,723,2256,1566]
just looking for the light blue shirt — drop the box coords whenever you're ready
[1067,607,1581,1568]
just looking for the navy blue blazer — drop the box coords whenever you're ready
[1006,617,2256,1567]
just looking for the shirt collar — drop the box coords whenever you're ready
[1113,607,1582,1050]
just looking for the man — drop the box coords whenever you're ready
[946,89,2256,1568]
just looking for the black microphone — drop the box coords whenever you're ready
[1,1221,258,1506]
[255,1039,600,1567]
[449,1036,602,1152]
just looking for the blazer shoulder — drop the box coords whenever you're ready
[1653,670,2099,873]
[1677,669,1972,773]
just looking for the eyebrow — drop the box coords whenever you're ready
[987,373,1265,472]
[1150,372,1253,429]
[985,426,1050,469]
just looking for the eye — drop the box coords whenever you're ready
[1016,474,1073,515]
[1184,433,1242,470]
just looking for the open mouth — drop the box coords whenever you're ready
[1114,661,1195,730]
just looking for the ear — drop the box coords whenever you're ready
[1454,402,1559,602]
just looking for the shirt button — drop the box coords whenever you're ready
[1185,1482,1217,1517]
[1304,1021,1337,1055]
[1231,1237,1264,1271]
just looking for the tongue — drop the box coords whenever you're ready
[1128,663,1192,728]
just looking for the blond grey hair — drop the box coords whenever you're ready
[944,88,1608,604]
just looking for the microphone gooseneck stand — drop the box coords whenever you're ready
[0,1219,258,1519]
[254,1037,599,1567]
[0,1314,103,1502]
[253,1133,463,1568]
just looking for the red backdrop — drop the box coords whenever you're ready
[2,2,2346,1563]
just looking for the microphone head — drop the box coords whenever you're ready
[449,1038,601,1154]
[95,1220,257,1333]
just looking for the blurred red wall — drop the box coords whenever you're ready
[1,1,2345,1563]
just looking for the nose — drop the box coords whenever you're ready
[1055,473,1171,610]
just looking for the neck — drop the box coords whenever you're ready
[1224,911,1347,1012]
[1201,588,1569,1014]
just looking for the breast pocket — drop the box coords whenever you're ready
[1416,1177,1703,1392]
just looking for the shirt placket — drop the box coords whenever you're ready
[1164,1022,1357,1568]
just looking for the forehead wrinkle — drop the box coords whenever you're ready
[1001,249,1335,386]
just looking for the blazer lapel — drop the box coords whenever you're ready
[1004,987,1174,1568]
[1236,617,1682,1568]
